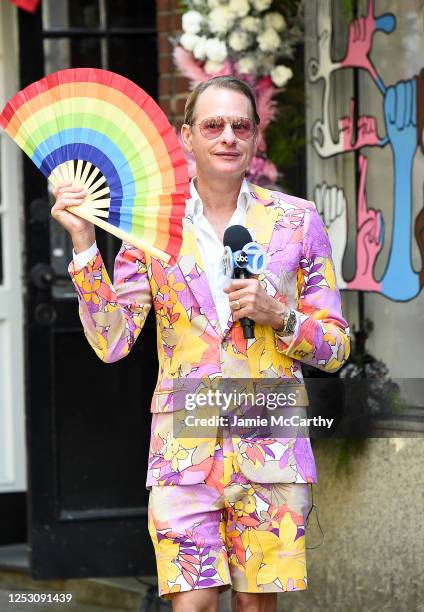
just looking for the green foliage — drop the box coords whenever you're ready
[181,0,302,14]
[328,318,408,476]
[266,93,306,168]
[177,0,189,13]
[266,50,306,191]
[334,439,367,476]
[273,0,303,17]
[342,0,354,19]
[341,0,369,19]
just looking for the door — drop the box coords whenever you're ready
[18,1,159,579]
[0,1,27,511]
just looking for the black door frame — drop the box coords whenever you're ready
[18,4,159,580]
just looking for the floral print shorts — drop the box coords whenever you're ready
[147,432,311,599]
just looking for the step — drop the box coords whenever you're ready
[0,544,170,611]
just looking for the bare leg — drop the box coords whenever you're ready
[168,586,220,612]
[231,590,277,612]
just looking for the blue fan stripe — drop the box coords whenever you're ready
[33,129,137,232]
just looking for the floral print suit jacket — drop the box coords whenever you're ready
[68,183,350,488]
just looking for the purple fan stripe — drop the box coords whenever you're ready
[39,144,124,227]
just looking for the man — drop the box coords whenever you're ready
[52,76,350,612]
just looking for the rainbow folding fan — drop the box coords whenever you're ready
[0,68,190,263]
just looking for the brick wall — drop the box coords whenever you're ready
[156,0,190,128]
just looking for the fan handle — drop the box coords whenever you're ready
[67,204,171,264]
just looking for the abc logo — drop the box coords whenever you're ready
[235,252,248,265]
[243,242,267,274]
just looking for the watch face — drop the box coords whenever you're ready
[286,311,297,334]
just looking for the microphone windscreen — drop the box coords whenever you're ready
[223,225,252,252]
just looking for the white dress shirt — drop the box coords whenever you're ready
[185,177,252,331]
[72,177,294,338]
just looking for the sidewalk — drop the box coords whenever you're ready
[0,544,235,611]
[0,589,132,612]
[0,579,171,612]
[0,544,170,612]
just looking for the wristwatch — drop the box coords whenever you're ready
[275,308,297,336]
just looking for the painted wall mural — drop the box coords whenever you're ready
[308,0,424,301]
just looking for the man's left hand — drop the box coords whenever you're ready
[223,278,288,329]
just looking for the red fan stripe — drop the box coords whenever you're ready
[151,187,185,255]
[163,194,185,261]
[2,69,150,119]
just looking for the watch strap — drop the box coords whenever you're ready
[275,307,295,335]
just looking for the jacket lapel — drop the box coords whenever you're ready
[176,215,222,335]
[176,183,281,339]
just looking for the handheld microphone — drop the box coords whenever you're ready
[223,225,267,340]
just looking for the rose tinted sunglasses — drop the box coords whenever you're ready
[191,116,256,140]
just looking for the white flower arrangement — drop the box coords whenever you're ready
[240,16,261,33]
[264,12,286,31]
[204,59,225,74]
[182,10,203,35]
[228,30,251,52]
[257,27,281,53]
[251,0,273,12]
[205,37,227,62]
[270,64,293,87]
[179,32,199,52]
[178,0,303,87]
[208,6,236,35]
[175,1,304,186]
[228,0,250,18]
[256,51,275,72]
[192,35,208,60]
[236,54,257,74]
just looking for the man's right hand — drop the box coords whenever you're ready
[51,182,96,252]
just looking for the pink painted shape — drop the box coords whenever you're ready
[348,155,383,291]
[340,98,355,151]
[340,98,382,152]
[356,114,381,148]
[341,0,378,81]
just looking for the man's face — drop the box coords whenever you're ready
[181,86,258,181]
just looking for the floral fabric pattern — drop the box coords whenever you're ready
[148,432,310,599]
[68,183,350,486]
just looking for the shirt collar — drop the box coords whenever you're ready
[186,176,251,218]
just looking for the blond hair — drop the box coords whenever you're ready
[184,76,260,126]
